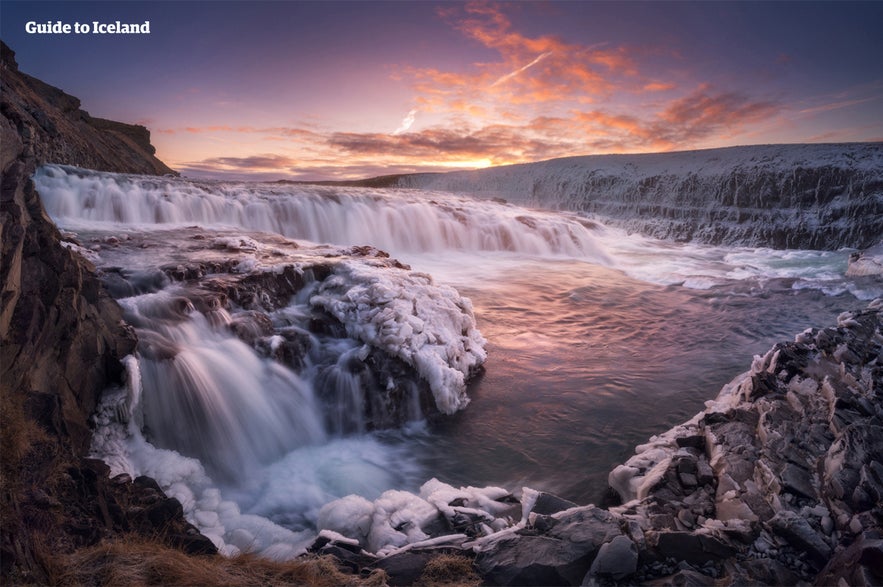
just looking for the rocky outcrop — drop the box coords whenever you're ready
[0,42,207,583]
[396,143,883,250]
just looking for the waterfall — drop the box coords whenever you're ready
[119,288,327,481]
[34,164,611,262]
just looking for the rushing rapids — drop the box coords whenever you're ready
[35,164,611,260]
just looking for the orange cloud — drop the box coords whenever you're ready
[656,86,781,142]
[404,1,640,116]
[167,5,790,181]
[643,82,677,92]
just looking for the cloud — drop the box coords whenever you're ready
[643,82,676,92]
[655,86,782,143]
[797,96,877,116]
[404,1,639,113]
[189,154,297,170]
[164,4,792,181]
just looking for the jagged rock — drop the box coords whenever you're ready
[769,511,831,566]
[602,303,882,585]
[0,42,174,176]
[652,531,736,564]
[1,42,218,583]
[531,492,579,516]
[815,532,883,586]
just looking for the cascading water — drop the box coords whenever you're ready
[119,287,327,481]
[35,164,611,260]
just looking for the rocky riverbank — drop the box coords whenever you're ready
[2,38,880,586]
[311,302,882,586]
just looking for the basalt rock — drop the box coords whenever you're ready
[1,42,175,176]
[603,301,883,585]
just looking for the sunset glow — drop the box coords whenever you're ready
[3,1,881,180]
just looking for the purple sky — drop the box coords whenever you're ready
[3,1,882,180]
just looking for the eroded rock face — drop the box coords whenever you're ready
[0,42,175,176]
[604,302,883,585]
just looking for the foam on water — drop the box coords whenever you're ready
[91,374,427,558]
[118,287,327,481]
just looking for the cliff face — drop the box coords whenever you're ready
[0,42,175,177]
[398,143,883,251]
[1,43,211,584]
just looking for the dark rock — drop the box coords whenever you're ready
[769,511,831,565]
[585,535,638,581]
[653,532,736,564]
[314,544,376,574]
[815,534,883,587]
[780,462,816,499]
[375,551,435,586]
[675,435,706,450]
[1,42,218,583]
[476,506,622,586]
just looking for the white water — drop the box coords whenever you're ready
[33,164,881,558]
[36,165,611,260]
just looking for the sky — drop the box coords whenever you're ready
[2,1,882,180]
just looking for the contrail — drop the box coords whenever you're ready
[392,108,418,135]
[491,51,553,87]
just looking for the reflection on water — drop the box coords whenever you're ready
[416,258,868,503]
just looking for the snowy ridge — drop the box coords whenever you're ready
[397,143,883,250]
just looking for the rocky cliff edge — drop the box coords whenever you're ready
[1,42,213,585]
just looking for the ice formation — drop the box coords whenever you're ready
[310,260,486,414]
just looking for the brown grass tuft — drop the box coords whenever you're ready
[53,537,385,586]
[414,554,482,587]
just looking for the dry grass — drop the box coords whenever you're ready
[53,538,388,587]
[415,554,482,587]
[0,387,50,470]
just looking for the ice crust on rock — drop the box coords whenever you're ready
[311,300,882,585]
[310,260,486,414]
[317,478,519,555]
[90,377,316,559]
